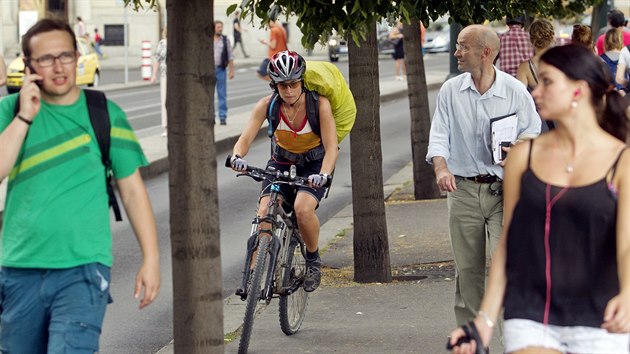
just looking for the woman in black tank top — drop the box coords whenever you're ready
[448,45,630,354]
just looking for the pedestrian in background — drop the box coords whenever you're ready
[0,18,160,353]
[151,26,167,137]
[257,17,288,81]
[93,27,104,59]
[595,8,630,55]
[516,18,556,132]
[232,9,249,58]
[75,16,86,39]
[498,16,534,77]
[389,20,406,81]
[616,32,630,95]
[571,24,596,54]
[427,24,541,327]
[214,20,235,125]
[516,19,555,93]
[448,44,630,354]
[600,28,625,91]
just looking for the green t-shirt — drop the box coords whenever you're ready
[0,91,148,268]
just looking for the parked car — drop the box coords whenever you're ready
[327,23,396,62]
[424,28,450,53]
[327,36,348,62]
[6,37,100,93]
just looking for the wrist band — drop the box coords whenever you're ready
[477,310,494,328]
[15,114,32,126]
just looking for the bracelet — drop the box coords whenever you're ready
[477,310,495,328]
[15,114,32,126]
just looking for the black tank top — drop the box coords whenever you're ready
[504,141,627,327]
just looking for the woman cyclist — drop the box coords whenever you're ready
[230,50,338,292]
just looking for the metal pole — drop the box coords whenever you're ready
[124,5,129,84]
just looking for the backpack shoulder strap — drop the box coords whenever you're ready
[305,90,320,137]
[13,95,20,117]
[527,59,538,84]
[267,90,320,138]
[266,92,282,138]
[84,89,122,222]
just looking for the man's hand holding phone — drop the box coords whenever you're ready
[19,61,43,123]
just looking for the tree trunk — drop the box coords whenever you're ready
[403,19,441,200]
[167,1,223,353]
[348,21,391,283]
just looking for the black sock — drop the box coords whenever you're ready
[306,249,319,262]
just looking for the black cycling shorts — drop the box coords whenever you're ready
[260,155,326,208]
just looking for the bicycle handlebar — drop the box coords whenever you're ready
[225,155,332,188]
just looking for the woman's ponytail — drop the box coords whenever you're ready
[601,90,629,142]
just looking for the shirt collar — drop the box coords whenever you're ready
[459,66,507,99]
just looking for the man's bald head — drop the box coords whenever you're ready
[461,24,500,62]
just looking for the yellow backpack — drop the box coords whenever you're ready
[266,61,356,143]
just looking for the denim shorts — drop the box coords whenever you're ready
[0,263,112,354]
[504,318,630,353]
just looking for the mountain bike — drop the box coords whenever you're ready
[225,156,331,354]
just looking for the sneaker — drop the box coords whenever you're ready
[303,256,321,292]
[220,120,227,125]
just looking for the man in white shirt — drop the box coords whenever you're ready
[427,24,541,326]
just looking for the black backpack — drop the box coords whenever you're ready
[13,89,123,221]
[266,89,320,138]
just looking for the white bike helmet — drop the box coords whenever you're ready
[267,50,306,83]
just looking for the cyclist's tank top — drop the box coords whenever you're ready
[504,141,627,327]
[274,110,321,154]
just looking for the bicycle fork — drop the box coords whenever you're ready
[262,237,281,302]
[236,220,261,300]
[235,220,282,301]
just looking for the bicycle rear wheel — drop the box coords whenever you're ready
[239,236,270,354]
[279,236,309,335]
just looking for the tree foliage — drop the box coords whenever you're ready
[231,0,601,50]
[123,0,160,11]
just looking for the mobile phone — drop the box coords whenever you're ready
[23,59,43,87]
[500,141,512,161]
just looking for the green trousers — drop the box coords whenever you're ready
[447,177,503,326]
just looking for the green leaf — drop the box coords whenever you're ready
[351,0,361,14]
[226,4,238,16]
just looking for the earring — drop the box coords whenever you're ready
[571,100,578,108]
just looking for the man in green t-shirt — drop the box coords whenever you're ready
[0,18,160,352]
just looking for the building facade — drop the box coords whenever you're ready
[1,0,324,63]
[1,0,164,59]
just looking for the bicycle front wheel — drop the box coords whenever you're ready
[279,236,309,335]
[239,236,270,354]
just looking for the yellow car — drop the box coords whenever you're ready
[6,37,100,93]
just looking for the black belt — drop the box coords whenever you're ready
[458,175,500,184]
[272,141,325,166]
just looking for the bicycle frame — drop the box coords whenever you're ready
[236,181,305,302]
